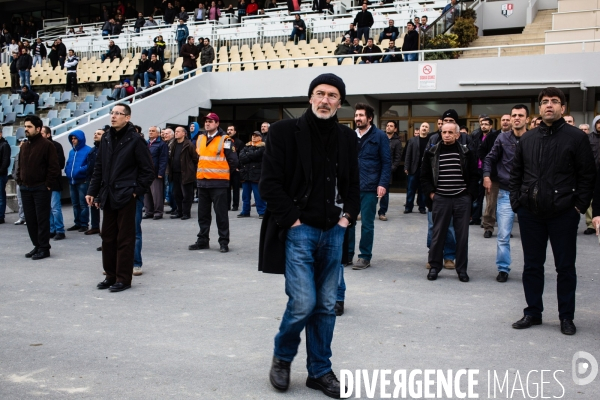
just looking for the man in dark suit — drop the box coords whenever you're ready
[258,74,360,398]
[86,103,154,292]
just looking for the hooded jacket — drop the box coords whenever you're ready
[65,130,92,184]
[509,117,596,218]
[589,115,600,169]
[190,122,201,147]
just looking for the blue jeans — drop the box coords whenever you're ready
[404,52,418,62]
[177,39,186,54]
[144,71,161,86]
[274,223,345,378]
[110,87,127,100]
[70,182,89,227]
[134,195,144,267]
[289,28,306,41]
[165,176,177,212]
[241,181,266,215]
[102,30,110,36]
[183,66,196,79]
[359,60,379,64]
[347,191,378,262]
[16,185,24,219]
[49,190,65,233]
[0,174,7,220]
[379,32,398,42]
[496,189,514,273]
[427,211,456,260]
[337,264,346,302]
[19,70,31,88]
[405,171,425,212]
[201,64,213,73]
[378,192,389,216]
[33,55,42,67]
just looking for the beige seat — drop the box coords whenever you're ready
[311,59,323,67]
[242,62,255,71]
[296,60,309,68]
[341,57,354,66]
[230,63,242,72]
[268,61,281,69]
[324,58,338,66]
[256,62,268,70]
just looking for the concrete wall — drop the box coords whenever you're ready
[545,28,600,52]
[558,0,599,12]
[481,1,528,31]
[553,9,600,30]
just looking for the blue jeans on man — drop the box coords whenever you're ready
[19,70,31,88]
[70,182,89,228]
[241,181,266,216]
[496,189,514,273]
[337,264,346,302]
[183,66,196,79]
[347,191,378,262]
[289,28,306,42]
[378,192,390,216]
[379,32,397,43]
[201,64,213,73]
[404,52,418,62]
[405,171,426,212]
[110,87,127,100]
[0,174,7,220]
[144,71,161,86]
[274,223,345,379]
[49,190,65,234]
[427,210,456,261]
[134,194,144,267]
[33,55,42,67]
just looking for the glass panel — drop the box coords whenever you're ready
[210,105,234,120]
[236,105,279,121]
[471,98,531,117]
[282,107,306,119]
[412,101,467,117]
[381,102,409,118]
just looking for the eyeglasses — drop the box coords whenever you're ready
[540,99,561,106]
[311,92,340,103]
[110,111,128,116]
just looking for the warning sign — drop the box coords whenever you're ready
[418,62,437,90]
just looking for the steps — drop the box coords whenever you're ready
[461,9,555,59]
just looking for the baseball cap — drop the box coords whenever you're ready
[203,112,220,123]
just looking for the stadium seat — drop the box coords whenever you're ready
[49,118,62,127]
[17,104,35,118]
[10,145,19,157]
[59,109,72,121]
[2,126,12,136]
[13,104,24,116]
[66,102,77,112]
[58,91,72,103]
[77,102,90,111]
[84,95,96,104]
[51,92,61,101]
[47,110,58,120]
[5,136,16,146]
[39,97,56,110]
[15,127,25,139]
[0,112,16,126]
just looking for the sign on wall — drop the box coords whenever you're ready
[418,63,437,90]
[501,3,514,17]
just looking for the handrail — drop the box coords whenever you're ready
[419,0,481,49]
[50,36,600,135]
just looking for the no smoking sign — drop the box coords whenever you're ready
[418,63,437,90]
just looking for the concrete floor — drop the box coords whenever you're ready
[1,193,599,399]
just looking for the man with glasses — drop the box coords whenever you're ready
[259,73,359,397]
[86,104,154,292]
[509,88,596,335]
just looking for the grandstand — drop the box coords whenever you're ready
[1,0,600,206]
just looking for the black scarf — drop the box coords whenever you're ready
[304,107,339,156]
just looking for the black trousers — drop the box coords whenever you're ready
[517,207,579,320]
[196,187,229,246]
[102,197,136,285]
[21,187,52,251]
[227,170,240,209]
[470,177,485,222]
[172,172,194,217]
[66,72,78,96]
[429,194,471,273]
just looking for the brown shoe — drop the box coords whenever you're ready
[444,259,455,269]
[378,214,388,221]
[84,228,100,235]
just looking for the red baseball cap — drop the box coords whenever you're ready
[203,112,220,123]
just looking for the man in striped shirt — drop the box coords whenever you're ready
[421,123,479,282]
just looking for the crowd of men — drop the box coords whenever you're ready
[1,75,600,398]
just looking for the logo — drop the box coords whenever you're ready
[501,3,513,17]
[572,351,598,386]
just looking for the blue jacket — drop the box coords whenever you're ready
[483,130,519,191]
[148,137,169,178]
[357,125,391,191]
[65,130,92,184]
[176,24,189,41]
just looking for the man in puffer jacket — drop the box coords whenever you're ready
[65,130,92,232]
[237,131,266,218]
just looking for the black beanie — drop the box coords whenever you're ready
[441,109,459,122]
[308,73,346,103]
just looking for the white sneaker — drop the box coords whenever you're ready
[133,267,143,276]
[14,219,25,225]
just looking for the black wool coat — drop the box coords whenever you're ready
[258,114,360,274]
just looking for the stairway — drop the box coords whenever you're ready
[461,9,555,59]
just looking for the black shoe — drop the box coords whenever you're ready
[97,279,116,289]
[469,219,481,226]
[78,226,88,232]
[220,244,229,253]
[583,228,595,235]
[0,218,4,224]
[419,209,426,214]
[96,246,102,251]
[31,250,50,260]
[457,272,470,282]
[560,319,576,335]
[25,247,39,258]
[189,242,209,250]
[237,213,250,218]
[107,96,115,100]
[512,315,542,329]
[427,269,438,281]
[54,233,66,240]
[269,356,291,391]
[258,214,264,219]
[181,215,190,220]
[403,210,412,214]
[510,234,514,238]
[231,207,238,211]
[142,214,153,219]
[484,230,492,238]
[170,214,183,219]
[496,272,508,282]
[153,215,163,220]
[49,232,56,238]
[334,301,344,316]
[306,371,345,399]
[66,225,81,231]
[109,282,131,292]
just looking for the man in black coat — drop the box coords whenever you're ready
[56,38,67,69]
[377,121,402,220]
[402,21,419,61]
[353,3,373,44]
[86,103,155,292]
[41,126,67,240]
[85,128,105,235]
[226,124,244,211]
[259,74,359,398]
[509,87,596,335]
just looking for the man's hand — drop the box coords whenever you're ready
[47,187,51,191]
[291,219,301,228]
[592,217,600,236]
[133,193,137,198]
[483,177,492,194]
[430,193,435,200]
[85,195,95,206]
[377,186,386,197]
[404,170,408,175]
[338,216,349,228]
[158,175,163,179]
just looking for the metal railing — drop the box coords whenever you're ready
[419,0,481,49]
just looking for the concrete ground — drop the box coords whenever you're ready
[1,193,599,399]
